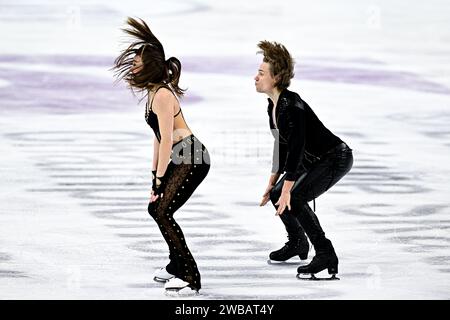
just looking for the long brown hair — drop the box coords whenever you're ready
[113,17,185,98]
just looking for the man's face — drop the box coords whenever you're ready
[254,62,276,93]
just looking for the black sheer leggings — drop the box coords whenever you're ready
[147,135,210,290]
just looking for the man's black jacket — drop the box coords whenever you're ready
[267,89,343,181]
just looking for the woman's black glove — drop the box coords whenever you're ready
[153,175,167,198]
[151,170,157,192]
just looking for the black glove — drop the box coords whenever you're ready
[153,175,167,198]
[151,170,157,193]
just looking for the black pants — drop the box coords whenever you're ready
[148,135,210,290]
[270,143,353,251]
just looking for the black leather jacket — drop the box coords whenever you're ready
[268,89,343,181]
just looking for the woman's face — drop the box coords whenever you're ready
[254,62,276,94]
[131,55,144,74]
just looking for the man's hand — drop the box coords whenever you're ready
[275,190,291,215]
[260,184,274,206]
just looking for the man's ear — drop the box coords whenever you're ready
[273,74,281,86]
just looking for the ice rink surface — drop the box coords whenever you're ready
[0,0,449,299]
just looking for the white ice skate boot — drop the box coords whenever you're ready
[164,278,199,297]
[152,267,175,283]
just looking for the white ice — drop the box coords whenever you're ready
[0,0,449,299]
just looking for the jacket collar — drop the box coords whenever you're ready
[267,88,289,109]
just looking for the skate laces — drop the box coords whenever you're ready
[286,234,302,248]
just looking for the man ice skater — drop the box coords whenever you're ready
[256,40,353,280]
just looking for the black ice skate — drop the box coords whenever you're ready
[267,237,310,264]
[296,249,339,281]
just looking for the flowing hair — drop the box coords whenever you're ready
[257,40,295,90]
[112,17,185,98]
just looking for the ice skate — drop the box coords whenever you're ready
[152,267,175,283]
[164,277,199,297]
[296,245,340,281]
[296,273,340,281]
[267,237,309,264]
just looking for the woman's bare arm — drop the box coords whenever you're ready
[152,88,175,178]
[152,137,159,171]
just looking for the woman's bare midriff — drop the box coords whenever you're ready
[172,133,193,145]
[172,106,193,145]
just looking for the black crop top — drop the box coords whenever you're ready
[145,85,182,142]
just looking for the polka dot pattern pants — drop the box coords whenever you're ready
[148,135,210,291]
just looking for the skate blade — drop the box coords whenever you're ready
[296,273,340,281]
[165,287,200,297]
[153,276,172,283]
[267,259,302,265]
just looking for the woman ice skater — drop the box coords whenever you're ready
[113,17,210,295]
[256,41,353,280]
